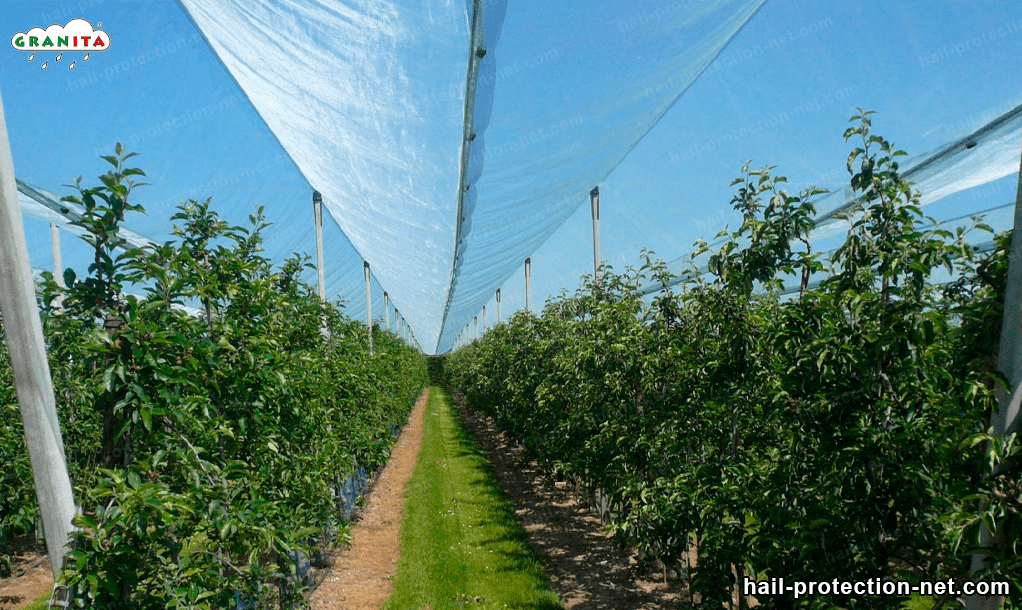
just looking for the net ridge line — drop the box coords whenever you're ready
[433,0,769,353]
[435,0,487,354]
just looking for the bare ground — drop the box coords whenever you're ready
[309,388,428,610]
[451,393,689,610]
[0,535,52,610]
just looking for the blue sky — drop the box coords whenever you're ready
[2,1,1020,352]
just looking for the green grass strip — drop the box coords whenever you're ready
[383,387,562,610]
[23,591,52,610]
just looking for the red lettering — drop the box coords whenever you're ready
[81,36,90,46]
[93,36,105,47]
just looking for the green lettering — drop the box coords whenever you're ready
[57,36,68,47]
[14,36,24,47]
[29,36,38,47]
[41,36,54,47]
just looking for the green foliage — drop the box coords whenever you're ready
[0,145,426,606]
[444,113,1019,609]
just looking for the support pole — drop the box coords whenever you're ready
[991,134,1022,438]
[51,224,62,287]
[524,257,532,313]
[496,288,501,324]
[50,223,64,311]
[383,292,390,333]
[482,305,486,332]
[590,185,601,282]
[474,316,478,341]
[363,262,373,354]
[0,88,76,583]
[312,191,325,300]
[967,135,1022,610]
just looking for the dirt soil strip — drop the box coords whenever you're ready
[310,388,429,610]
[0,538,53,610]
[453,394,687,610]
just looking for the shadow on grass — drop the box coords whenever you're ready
[448,391,687,610]
[444,396,568,598]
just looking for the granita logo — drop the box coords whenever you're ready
[11,19,109,70]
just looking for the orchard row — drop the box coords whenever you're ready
[444,113,1020,609]
[0,147,427,607]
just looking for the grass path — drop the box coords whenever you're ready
[383,387,561,610]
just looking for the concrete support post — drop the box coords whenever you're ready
[590,185,600,282]
[50,223,64,311]
[383,292,390,333]
[474,316,478,341]
[991,135,1022,440]
[312,191,325,300]
[524,257,532,313]
[0,88,76,583]
[966,135,1022,610]
[482,305,486,332]
[51,223,62,287]
[363,262,373,355]
[496,288,501,324]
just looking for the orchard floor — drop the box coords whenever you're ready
[0,536,51,610]
[311,388,429,609]
[451,393,687,610]
[315,386,685,609]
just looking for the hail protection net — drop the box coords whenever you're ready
[4,1,1021,353]
[175,0,767,353]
